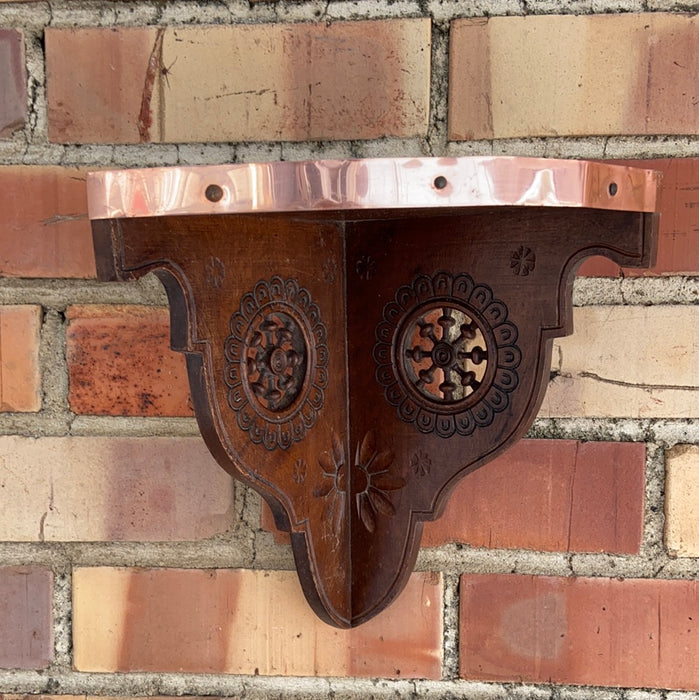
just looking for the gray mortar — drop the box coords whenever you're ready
[441,573,460,680]
[51,567,73,669]
[0,276,168,308]
[38,308,69,413]
[1,671,698,699]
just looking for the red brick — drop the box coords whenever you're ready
[449,14,699,140]
[46,21,430,143]
[263,440,645,555]
[422,440,644,553]
[0,567,52,669]
[0,306,41,412]
[66,305,192,416]
[73,568,442,677]
[0,31,26,138]
[0,167,94,278]
[0,436,233,542]
[46,27,160,144]
[579,158,699,276]
[460,574,699,691]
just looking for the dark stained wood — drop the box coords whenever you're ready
[90,206,658,627]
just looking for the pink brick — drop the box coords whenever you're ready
[263,440,646,555]
[422,440,645,553]
[461,574,699,691]
[0,436,233,542]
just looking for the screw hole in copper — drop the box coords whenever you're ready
[433,176,448,190]
[205,184,224,202]
[608,182,618,196]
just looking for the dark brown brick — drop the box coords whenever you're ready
[0,31,26,138]
[0,567,52,669]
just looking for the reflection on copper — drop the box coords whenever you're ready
[87,157,661,220]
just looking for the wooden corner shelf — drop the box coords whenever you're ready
[87,157,660,628]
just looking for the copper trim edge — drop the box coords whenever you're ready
[86,156,661,220]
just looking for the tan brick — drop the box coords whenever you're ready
[579,158,699,276]
[0,167,94,278]
[541,306,699,418]
[461,574,699,690]
[665,444,699,557]
[47,20,431,144]
[0,30,26,138]
[0,567,52,669]
[0,306,41,412]
[449,14,699,139]
[73,568,442,677]
[0,436,233,541]
[66,305,191,416]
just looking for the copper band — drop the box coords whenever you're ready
[87,156,661,220]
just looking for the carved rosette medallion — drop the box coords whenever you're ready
[373,272,521,438]
[224,276,329,450]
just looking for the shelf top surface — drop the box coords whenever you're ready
[86,156,661,220]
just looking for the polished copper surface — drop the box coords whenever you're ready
[87,156,661,220]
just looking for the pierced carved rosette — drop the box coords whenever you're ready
[224,276,329,450]
[373,271,521,438]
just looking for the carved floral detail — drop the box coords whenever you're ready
[224,276,329,451]
[373,271,521,438]
[410,449,432,476]
[355,254,377,281]
[293,458,308,485]
[510,246,536,276]
[323,257,338,283]
[314,431,405,535]
[205,255,226,288]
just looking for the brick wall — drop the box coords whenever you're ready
[0,1,697,698]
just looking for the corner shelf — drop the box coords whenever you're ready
[87,157,660,627]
